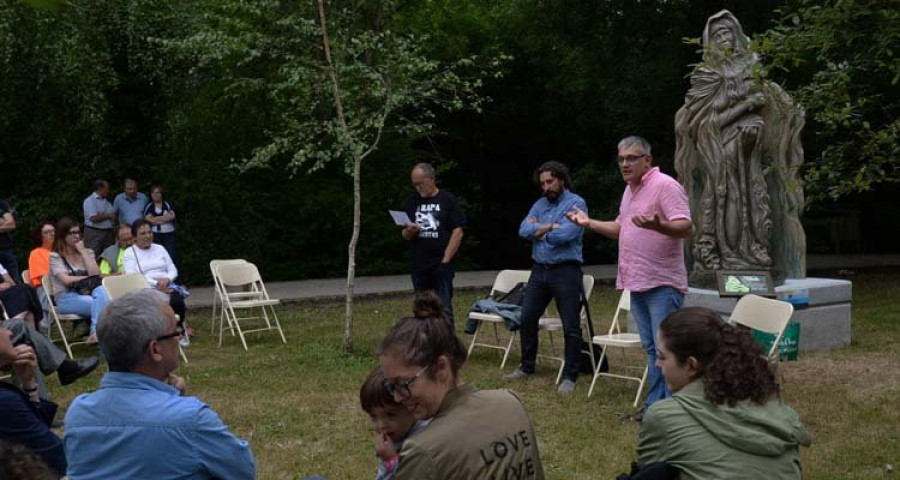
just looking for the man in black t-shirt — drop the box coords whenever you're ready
[402,163,465,324]
[0,199,18,282]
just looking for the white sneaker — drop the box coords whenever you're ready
[502,369,532,381]
[557,379,576,395]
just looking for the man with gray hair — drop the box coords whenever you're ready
[402,162,466,324]
[63,289,255,479]
[566,135,692,419]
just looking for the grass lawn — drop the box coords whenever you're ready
[49,271,899,479]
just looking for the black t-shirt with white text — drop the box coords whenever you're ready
[404,191,465,272]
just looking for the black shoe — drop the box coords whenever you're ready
[58,357,100,386]
[633,407,646,422]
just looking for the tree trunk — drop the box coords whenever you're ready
[317,0,358,353]
[344,154,362,352]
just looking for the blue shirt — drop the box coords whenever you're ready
[113,192,149,226]
[518,189,586,264]
[83,192,115,229]
[64,372,255,480]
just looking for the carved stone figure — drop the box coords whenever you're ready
[675,10,806,287]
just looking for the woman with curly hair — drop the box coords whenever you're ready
[636,307,810,479]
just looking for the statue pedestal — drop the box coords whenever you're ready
[627,278,852,352]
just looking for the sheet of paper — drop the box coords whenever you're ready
[389,210,414,227]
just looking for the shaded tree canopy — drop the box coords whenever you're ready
[1,0,896,284]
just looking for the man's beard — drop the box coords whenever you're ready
[544,189,560,201]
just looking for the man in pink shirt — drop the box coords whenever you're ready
[567,136,692,420]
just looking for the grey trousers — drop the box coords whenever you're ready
[2,318,66,398]
[83,227,114,260]
[3,318,67,375]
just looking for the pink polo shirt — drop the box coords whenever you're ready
[616,167,690,293]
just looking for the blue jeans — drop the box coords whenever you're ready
[411,263,455,324]
[631,286,684,409]
[56,286,109,334]
[518,264,583,382]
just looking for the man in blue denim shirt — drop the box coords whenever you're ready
[504,161,587,395]
[64,289,255,480]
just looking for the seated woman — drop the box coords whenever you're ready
[378,292,545,479]
[28,221,55,289]
[122,220,186,334]
[0,325,67,477]
[0,263,43,329]
[636,307,811,479]
[28,221,56,328]
[48,218,109,344]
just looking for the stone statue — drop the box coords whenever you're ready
[675,10,806,287]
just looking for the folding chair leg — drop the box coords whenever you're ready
[268,306,286,344]
[218,308,232,347]
[555,361,565,385]
[501,332,517,370]
[231,313,249,351]
[467,321,481,356]
[179,345,189,364]
[633,366,649,408]
[210,294,218,334]
[587,348,609,398]
[56,319,74,359]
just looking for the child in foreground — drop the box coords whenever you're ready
[360,367,429,480]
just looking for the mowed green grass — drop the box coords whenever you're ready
[49,271,900,479]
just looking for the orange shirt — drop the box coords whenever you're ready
[28,247,52,287]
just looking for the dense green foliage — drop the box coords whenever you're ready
[756,0,900,201]
[1,0,896,283]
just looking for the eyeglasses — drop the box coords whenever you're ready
[617,154,647,164]
[383,365,429,398]
[67,230,81,237]
[41,230,55,235]
[155,324,185,342]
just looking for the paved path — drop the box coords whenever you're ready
[186,254,900,309]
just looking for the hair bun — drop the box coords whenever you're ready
[413,291,445,319]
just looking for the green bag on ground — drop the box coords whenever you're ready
[752,321,801,361]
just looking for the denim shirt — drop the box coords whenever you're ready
[518,189,586,264]
[64,372,255,480]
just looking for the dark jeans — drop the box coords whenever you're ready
[518,263,583,382]
[411,262,455,324]
[154,232,178,268]
[0,248,19,284]
[168,291,186,325]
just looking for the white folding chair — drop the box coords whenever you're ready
[729,294,794,360]
[216,262,285,350]
[21,269,30,285]
[535,274,596,384]
[587,290,648,407]
[466,270,532,369]
[209,259,249,335]
[102,274,151,300]
[102,274,189,364]
[42,275,89,359]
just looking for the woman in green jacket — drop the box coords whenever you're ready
[637,307,811,479]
